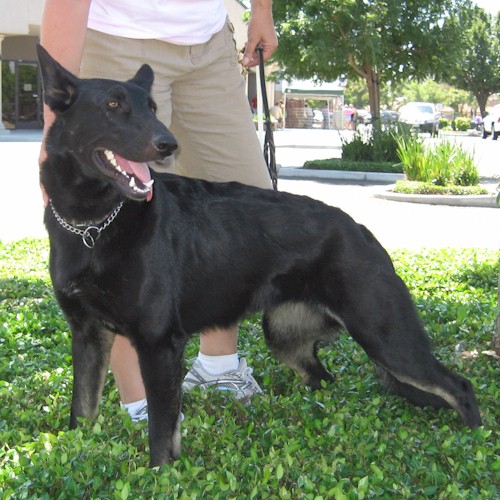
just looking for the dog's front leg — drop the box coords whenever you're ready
[136,337,186,467]
[69,323,114,428]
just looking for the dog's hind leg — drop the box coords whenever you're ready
[374,364,454,408]
[69,322,114,428]
[373,356,482,428]
[263,302,340,389]
[339,275,482,428]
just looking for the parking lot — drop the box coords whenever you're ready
[0,129,498,249]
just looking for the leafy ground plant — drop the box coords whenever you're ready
[393,181,489,196]
[303,158,403,173]
[341,124,406,164]
[1,239,498,498]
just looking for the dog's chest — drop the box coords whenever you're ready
[56,261,132,324]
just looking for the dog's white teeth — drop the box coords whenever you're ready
[105,150,116,162]
[104,150,120,168]
[144,179,154,188]
[128,176,148,193]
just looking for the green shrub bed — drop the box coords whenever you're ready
[303,158,403,173]
[1,239,498,498]
[393,181,490,196]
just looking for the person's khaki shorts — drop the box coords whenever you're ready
[81,20,271,188]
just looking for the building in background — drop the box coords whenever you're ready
[0,0,44,130]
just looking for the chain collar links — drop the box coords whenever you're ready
[49,200,124,249]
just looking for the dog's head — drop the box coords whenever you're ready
[37,44,177,202]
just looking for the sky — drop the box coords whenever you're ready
[473,0,500,15]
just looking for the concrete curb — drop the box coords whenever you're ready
[375,190,499,208]
[278,167,404,183]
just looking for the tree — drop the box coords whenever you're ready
[399,79,475,114]
[445,4,500,117]
[272,0,462,120]
[496,264,500,356]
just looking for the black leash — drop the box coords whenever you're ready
[256,45,278,191]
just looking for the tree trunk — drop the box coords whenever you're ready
[347,56,381,122]
[365,67,381,121]
[474,90,490,118]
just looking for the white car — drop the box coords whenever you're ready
[399,102,440,136]
[481,104,500,140]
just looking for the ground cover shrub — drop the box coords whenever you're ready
[393,181,489,195]
[341,124,409,164]
[439,117,450,130]
[452,117,471,132]
[1,239,498,498]
[395,134,481,187]
[341,129,374,162]
[303,158,403,173]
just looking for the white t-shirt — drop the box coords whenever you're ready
[88,0,227,45]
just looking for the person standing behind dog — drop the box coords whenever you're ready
[40,0,278,422]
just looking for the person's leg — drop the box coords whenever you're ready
[109,336,146,403]
[200,326,238,356]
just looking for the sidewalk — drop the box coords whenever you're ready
[1,129,499,249]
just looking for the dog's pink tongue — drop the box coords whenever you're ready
[114,153,153,201]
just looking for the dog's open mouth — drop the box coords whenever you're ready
[93,149,154,201]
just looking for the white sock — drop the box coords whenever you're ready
[197,352,239,375]
[121,398,184,423]
[121,398,147,418]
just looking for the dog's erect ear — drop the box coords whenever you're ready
[128,64,154,92]
[36,43,79,113]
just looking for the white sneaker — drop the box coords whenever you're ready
[182,357,263,402]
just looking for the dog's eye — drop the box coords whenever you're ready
[107,100,121,109]
[149,99,157,114]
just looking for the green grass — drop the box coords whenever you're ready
[1,239,499,499]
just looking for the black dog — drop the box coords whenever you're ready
[37,44,481,467]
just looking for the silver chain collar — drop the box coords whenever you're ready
[49,200,124,249]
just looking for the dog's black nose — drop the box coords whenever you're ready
[154,135,177,156]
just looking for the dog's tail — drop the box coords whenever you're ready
[374,366,452,409]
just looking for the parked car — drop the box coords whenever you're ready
[398,102,440,136]
[355,109,372,125]
[354,109,399,128]
[481,104,500,140]
[380,109,399,125]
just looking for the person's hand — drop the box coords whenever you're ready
[242,1,278,67]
